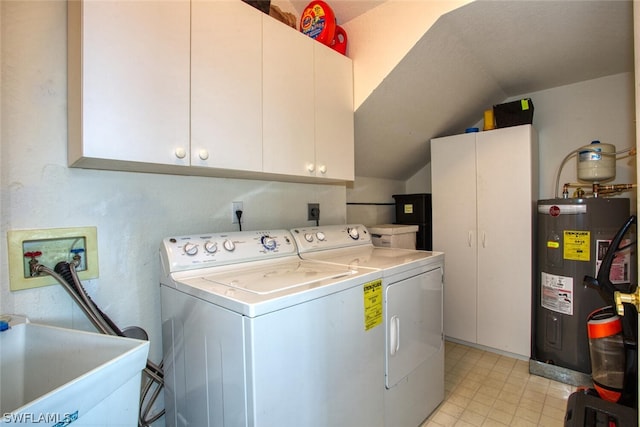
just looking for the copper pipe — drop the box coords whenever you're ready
[592,183,636,197]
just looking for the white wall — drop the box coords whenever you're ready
[0,1,347,363]
[345,176,405,226]
[343,0,472,109]
[407,72,636,209]
[515,72,636,205]
[406,163,431,194]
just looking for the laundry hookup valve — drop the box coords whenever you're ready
[23,251,43,277]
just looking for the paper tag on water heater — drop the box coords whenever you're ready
[404,204,414,214]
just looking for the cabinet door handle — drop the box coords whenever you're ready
[389,315,400,356]
[306,163,315,173]
[482,231,487,248]
[467,231,473,247]
[175,147,187,159]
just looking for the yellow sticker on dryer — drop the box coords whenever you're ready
[564,230,590,261]
[363,279,383,331]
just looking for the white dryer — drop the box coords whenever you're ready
[159,230,385,427]
[291,224,445,427]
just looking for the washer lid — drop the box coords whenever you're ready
[299,246,443,276]
[200,260,356,295]
[169,258,383,317]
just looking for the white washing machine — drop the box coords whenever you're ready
[159,229,385,427]
[291,224,445,427]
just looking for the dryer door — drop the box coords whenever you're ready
[385,266,443,388]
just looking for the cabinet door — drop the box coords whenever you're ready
[262,17,315,177]
[70,0,190,166]
[476,125,534,357]
[314,44,354,181]
[191,0,262,171]
[431,134,478,343]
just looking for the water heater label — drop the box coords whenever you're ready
[563,230,590,261]
[541,272,574,315]
[596,239,631,284]
[363,279,383,331]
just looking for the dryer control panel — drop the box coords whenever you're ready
[160,230,297,274]
[291,224,372,253]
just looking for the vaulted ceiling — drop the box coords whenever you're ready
[291,0,634,180]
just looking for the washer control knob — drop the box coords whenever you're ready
[223,239,235,252]
[261,235,277,251]
[204,241,218,254]
[304,233,314,243]
[316,232,326,241]
[347,227,360,240]
[183,242,198,256]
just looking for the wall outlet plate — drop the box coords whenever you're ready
[232,201,243,224]
[7,226,99,291]
[308,203,320,221]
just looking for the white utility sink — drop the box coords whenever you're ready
[0,322,149,426]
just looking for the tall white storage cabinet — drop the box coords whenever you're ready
[431,125,538,357]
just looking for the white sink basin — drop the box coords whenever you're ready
[0,322,149,426]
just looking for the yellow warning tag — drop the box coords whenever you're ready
[563,230,590,261]
[404,204,414,214]
[363,279,383,331]
[521,99,530,111]
[547,241,560,249]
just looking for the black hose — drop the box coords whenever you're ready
[35,264,111,335]
[54,261,79,292]
[54,261,124,336]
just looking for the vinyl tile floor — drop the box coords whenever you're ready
[422,341,577,427]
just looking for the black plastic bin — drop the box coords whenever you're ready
[493,98,534,128]
[392,194,432,251]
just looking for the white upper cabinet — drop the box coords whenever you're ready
[68,0,191,168]
[262,16,316,178]
[191,0,263,172]
[68,0,354,183]
[262,18,354,181]
[314,42,355,181]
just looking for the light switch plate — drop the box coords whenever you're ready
[7,226,99,291]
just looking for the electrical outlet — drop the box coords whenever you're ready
[232,201,243,224]
[308,203,320,221]
[7,227,99,291]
